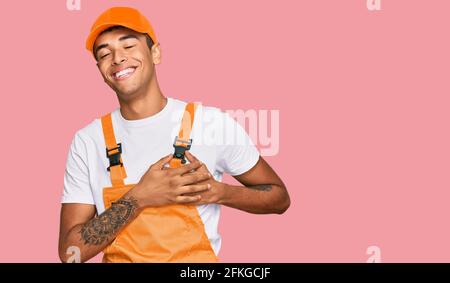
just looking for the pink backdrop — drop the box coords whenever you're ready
[1,0,449,262]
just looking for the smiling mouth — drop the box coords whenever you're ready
[112,67,137,80]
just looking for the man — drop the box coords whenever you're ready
[59,6,290,263]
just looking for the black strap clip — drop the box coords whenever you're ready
[106,143,123,171]
[172,136,192,164]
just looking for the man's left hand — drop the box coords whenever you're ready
[183,151,226,205]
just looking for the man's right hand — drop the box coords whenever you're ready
[130,154,212,209]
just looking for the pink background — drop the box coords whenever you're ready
[1,0,449,262]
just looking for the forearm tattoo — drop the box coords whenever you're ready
[248,184,273,191]
[79,196,138,246]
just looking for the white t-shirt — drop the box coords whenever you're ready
[61,97,260,256]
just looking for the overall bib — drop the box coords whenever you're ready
[100,103,218,262]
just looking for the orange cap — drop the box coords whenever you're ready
[85,7,158,53]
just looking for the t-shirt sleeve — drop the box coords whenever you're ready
[215,112,260,176]
[61,132,95,204]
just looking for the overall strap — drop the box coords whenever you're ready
[101,113,127,187]
[170,103,197,168]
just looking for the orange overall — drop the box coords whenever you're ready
[100,103,218,262]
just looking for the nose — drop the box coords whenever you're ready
[112,50,127,65]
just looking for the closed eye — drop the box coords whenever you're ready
[100,53,110,59]
[125,45,135,49]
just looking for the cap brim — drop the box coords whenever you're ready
[85,23,147,52]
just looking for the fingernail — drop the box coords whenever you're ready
[207,183,211,189]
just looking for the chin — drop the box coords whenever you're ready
[116,87,140,99]
[111,81,138,95]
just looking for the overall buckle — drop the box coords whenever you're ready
[172,136,192,164]
[106,143,123,171]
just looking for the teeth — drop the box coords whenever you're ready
[114,68,135,78]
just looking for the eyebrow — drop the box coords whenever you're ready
[94,34,140,57]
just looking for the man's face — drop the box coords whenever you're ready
[93,27,159,100]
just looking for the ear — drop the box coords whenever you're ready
[151,43,162,65]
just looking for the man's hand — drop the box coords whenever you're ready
[183,152,290,214]
[181,151,226,205]
[129,154,213,209]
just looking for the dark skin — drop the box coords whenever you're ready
[59,27,290,263]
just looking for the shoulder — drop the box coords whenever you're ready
[169,98,228,125]
[170,97,223,114]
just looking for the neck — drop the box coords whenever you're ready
[118,76,167,121]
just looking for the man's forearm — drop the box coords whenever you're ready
[218,183,290,214]
[59,193,140,263]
